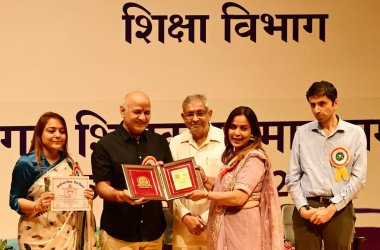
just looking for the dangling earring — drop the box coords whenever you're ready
[249,134,255,142]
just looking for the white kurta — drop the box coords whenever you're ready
[169,124,225,249]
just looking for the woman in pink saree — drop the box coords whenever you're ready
[186,106,283,250]
[9,112,96,250]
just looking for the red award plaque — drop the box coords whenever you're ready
[122,157,203,200]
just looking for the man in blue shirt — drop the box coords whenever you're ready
[286,81,367,250]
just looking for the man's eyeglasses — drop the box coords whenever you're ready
[183,110,208,119]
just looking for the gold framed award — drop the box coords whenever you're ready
[122,157,203,200]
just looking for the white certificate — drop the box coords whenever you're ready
[171,167,192,190]
[51,176,90,211]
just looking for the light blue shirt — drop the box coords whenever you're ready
[285,116,367,211]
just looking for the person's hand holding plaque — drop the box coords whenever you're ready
[194,165,206,181]
[184,189,208,201]
[116,189,147,205]
[195,165,214,191]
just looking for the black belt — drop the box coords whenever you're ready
[307,196,333,203]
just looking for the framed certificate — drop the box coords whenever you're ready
[161,158,203,199]
[122,157,203,200]
[50,176,90,211]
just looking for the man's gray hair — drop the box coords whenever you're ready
[182,94,209,111]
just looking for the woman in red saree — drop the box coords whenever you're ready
[10,112,96,250]
[186,106,283,250]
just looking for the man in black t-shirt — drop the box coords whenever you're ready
[91,90,173,249]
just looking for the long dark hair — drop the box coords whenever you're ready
[221,106,264,164]
[29,112,69,166]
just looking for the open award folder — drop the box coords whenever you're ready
[122,157,203,200]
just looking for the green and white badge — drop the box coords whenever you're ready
[330,147,350,182]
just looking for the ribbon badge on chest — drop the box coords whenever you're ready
[330,147,350,182]
[142,156,158,166]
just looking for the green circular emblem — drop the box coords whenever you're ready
[335,152,345,161]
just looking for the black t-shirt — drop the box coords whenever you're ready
[91,123,173,242]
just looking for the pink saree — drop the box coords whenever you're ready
[208,149,283,250]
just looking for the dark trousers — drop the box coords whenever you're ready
[292,200,356,250]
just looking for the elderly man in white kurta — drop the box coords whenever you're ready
[169,94,225,250]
